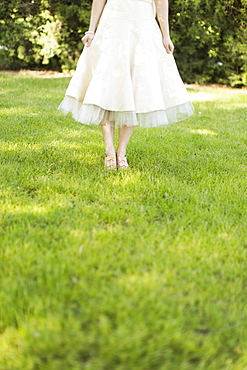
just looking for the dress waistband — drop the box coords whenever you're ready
[135,0,153,4]
[125,0,153,4]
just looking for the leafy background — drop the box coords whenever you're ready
[0,0,247,86]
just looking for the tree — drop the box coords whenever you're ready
[170,0,247,86]
[0,0,247,86]
[0,0,91,71]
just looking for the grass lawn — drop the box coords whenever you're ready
[0,72,247,369]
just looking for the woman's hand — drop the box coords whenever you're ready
[163,36,174,54]
[81,33,95,47]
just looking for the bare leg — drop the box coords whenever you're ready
[101,120,115,157]
[117,125,134,158]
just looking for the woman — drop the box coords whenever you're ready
[58,0,194,169]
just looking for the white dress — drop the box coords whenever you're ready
[58,0,194,128]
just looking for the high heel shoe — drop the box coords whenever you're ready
[116,155,128,169]
[104,155,117,169]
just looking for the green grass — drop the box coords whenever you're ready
[0,72,247,370]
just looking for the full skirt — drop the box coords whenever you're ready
[58,0,194,127]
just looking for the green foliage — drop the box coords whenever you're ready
[170,0,247,86]
[1,73,247,368]
[0,0,247,85]
[0,0,91,71]
[0,0,62,69]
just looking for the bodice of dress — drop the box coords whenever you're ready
[135,0,153,3]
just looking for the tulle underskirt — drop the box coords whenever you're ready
[58,96,194,128]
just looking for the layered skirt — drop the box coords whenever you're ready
[58,0,194,127]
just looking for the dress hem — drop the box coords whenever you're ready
[58,96,194,128]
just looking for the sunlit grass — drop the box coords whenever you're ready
[0,73,247,369]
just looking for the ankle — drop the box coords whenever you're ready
[106,148,116,158]
[116,150,126,158]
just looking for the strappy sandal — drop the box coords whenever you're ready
[116,155,129,170]
[104,155,117,169]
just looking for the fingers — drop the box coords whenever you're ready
[167,44,174,54]
[86,39,93,47]
[81,35,95,47]
[165,43,174,54]
[165,45,171,54]
[170,43,174,53]
[163,38,174,54]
